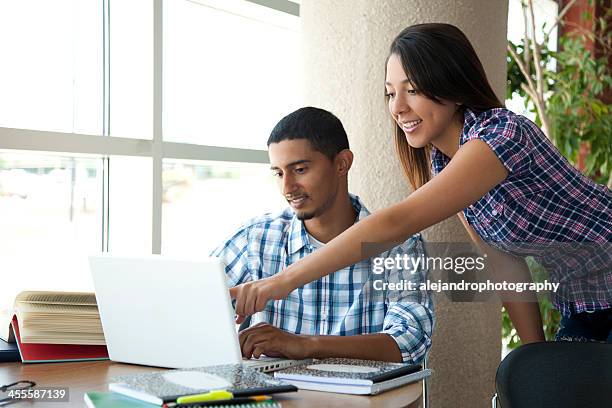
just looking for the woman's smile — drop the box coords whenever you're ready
[401,119,423,133]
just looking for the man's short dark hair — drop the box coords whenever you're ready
[267,107,349,159]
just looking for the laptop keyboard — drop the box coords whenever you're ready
[243,357,286,372]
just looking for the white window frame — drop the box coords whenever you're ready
[0,0,299,254]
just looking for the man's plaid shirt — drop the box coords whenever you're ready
[212,195,434,364]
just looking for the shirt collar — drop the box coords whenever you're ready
[287,193,369,255]
[430,108,479,175]
[462,107,479,136]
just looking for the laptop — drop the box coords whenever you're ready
[89,254,308,372]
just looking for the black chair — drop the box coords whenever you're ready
[493,341,612,408]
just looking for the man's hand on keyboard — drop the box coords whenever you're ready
[239,322,311,360]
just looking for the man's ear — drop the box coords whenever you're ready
[335,149,353,177]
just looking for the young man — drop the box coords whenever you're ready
[212,107,433,363]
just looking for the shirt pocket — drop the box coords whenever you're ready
[465,192,506,240]
[488,190,547,243]
[466,188,548,243]
[250,251,286,278]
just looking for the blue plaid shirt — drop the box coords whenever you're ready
[432,108,612,316]
[212,195,433,364]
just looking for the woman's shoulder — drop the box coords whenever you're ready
[461,107,546,148]
[464,107,526,134]
[461,108,541,175]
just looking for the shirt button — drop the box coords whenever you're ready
[321,312,327,321]
[492,209,498,216]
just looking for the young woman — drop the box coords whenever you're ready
[231,23,611,343]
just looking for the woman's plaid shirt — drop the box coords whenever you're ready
[432,108,611,317]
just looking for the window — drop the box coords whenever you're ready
[0,0,301,310]
[162,160,285,255]
[0,0,103,134]
[163,0,301,149]
[0,151,103,308]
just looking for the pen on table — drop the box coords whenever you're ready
[162,390,232,408]
[177,390,234,404]
[164,395,272,408]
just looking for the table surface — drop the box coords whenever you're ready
[0,361,422,408]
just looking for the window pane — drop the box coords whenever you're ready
[162,160,286,255]
[0,1,103,135]
[0,151,102,310]
[108,156,152,253]
[109,0,154,139]
[163,0,302,149]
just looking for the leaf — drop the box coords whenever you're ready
[564,138,573,157]
[592,82,603,95]
[591,101,603,116]
[585,152,599,173]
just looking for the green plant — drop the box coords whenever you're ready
[507,0,611,185]
[546,35,612,184]
[506,40,553,118]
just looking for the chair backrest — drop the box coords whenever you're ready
[495,341,612,408]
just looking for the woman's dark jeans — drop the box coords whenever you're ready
[556,308,612,343]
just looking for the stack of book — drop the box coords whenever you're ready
[273,357,431,395]
[0,291,108,362]
[82,359,429,406]
[84,364,294,407]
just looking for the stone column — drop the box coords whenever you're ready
[301,1,508,407]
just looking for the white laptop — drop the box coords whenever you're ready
[89,254,308,372]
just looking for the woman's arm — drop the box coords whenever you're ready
[457,213,545,343]
[231,139,508,317]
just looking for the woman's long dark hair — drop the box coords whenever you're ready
[386,23,504,190]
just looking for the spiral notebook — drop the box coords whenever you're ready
[85,391,159,408]
[274,358,430,395]
[84,392,281,408]
[109,364,296,406]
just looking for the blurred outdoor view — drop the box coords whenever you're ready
[161,160,286,255]
[0,152,285,310]
[0,152,102,310]
[0,0,298,309]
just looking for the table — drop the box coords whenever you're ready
[0,362,422,408]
